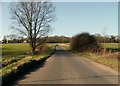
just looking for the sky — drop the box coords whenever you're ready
[0,1,118,40]
[53,2,118,37]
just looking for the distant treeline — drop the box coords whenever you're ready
[1,33,119,43]
[94,34,119,43]
[1,34,71,43]
[46,36,70,43]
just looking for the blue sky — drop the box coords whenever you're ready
[52,2,118,36]
[0,2,118,40]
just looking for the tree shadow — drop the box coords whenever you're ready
[8,58,48,86]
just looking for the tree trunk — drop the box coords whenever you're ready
[32,47,36,55]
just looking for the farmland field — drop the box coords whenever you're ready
[1,43,57,56]
[101,43,118,49]
[1,43,31,56]
[100,43,120,52]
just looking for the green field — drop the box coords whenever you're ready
[101,43,118,49]
[2,43,31,56]
[100,43,119,52]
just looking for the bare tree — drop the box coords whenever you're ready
[11,1,55,55]
[8,34,18,41]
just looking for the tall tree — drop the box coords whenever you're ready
[2,36,7,43]
[110,35,116,43]
[11,1,55,55]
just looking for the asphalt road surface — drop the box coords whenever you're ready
[15,45,118,84]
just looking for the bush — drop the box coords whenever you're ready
[37,44,48,54]
[70,32,100,52]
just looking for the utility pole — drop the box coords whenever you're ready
[102,26,107,53]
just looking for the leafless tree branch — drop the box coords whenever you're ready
[11,1,55,54]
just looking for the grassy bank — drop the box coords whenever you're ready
[2,55,26,67]
[62,43,118,70]
[76,52,118,70]
[1,44,56,85]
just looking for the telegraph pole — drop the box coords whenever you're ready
[102,26,107,53]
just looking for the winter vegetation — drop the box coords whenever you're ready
[1,1,119,85]
[62,32,119,70]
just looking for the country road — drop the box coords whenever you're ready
[14,45,118,84]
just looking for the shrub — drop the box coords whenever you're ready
[70,32,100,52]
[36,44,48,54]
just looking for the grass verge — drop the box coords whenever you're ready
[62,44,118,71]
[2,55,26,67]
[1,44,56,86]
[75,52,118,70]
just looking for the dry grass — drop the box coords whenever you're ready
[101,52,118,59]
[62,44,119,70]
[76,51,118,70]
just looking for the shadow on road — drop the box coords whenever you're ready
[11,45,63,85]
[10,57,49,86]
